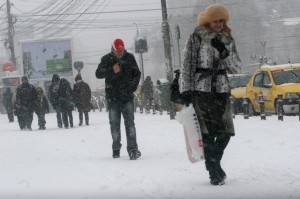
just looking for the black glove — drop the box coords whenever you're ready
[182,91,193,107]
[211,36,226,53]
[211,36,229,59]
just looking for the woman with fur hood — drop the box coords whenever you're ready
[179,4,241,185]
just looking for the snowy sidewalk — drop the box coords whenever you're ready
[0,112,299,199]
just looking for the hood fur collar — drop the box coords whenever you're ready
[194,26,232,45]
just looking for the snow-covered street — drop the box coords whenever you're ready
[0,111,299,199]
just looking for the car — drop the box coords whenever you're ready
[228,74,251,114]
[246,63,300,115]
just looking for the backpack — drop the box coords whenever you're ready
[170,70,184,105]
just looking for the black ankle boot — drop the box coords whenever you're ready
[209,163,225,186]
[113,150,120,158]
[217,162,227,180]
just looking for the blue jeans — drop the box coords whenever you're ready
[108,100,138,153]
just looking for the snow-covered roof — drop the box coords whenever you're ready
[260,63,300,70]
[227,73,250,77]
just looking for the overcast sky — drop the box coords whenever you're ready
[0,0,165,89]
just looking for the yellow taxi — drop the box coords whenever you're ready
[246,63,300,115]
[228,74,251,113]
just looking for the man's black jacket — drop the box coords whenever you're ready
[95,50,141,103]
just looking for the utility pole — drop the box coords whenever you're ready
[161,0,175,120]
[175,24,181,67]
[160,0,173,83]
[6,0,16,66]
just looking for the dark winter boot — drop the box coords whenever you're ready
[79,113,83,126]
[129,150,141,160]
[217,162,227,180]
[113,150,120,158]
[209,163,225,186]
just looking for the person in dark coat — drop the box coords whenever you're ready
[141,76,154,113]
[57,78,74,129]
[48,74,63,128]
[35,87,49,130]
[2,87,14,122]
[73,74,92,126]
[15,76,37,131]
[95,38,141,160]
[179,4,241,185]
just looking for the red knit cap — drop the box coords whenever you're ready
[112,38,125,51]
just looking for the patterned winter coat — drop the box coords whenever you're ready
[73,80,92,112]
[179,26,241,94]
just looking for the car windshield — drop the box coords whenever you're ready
[229,76,251,89]
[272,68,300,85]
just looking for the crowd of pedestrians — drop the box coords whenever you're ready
[2,73,92,131]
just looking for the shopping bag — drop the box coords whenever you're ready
[176,104,204,163]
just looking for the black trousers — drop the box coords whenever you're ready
[17,111,33,130]
[79,111,89,124]
[193,92,233,171]
[36,112,46,127]
[5,105,14,122]
[202,133,231,171]
[62,110,73,128]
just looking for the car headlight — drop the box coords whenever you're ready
[285,92,298,99]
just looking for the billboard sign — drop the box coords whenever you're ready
[2,76,21,87]
[21,39,72,79]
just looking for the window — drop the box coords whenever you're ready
[253,73,263,87]
[262,72,271,88]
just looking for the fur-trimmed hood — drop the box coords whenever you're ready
[198,3,230,27]
[194,26,232,45]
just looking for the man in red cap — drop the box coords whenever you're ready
[96,38,141,160]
